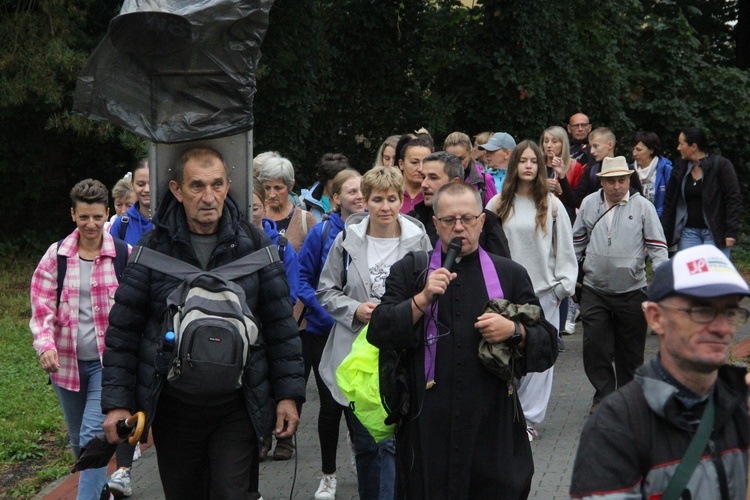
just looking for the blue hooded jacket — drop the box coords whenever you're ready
[297,212,345,335]
[109,201,154,245]
[262,218,299,303]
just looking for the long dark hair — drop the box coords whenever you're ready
[681,127,709,153]
[496,140,550,234]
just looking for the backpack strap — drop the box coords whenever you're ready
[301,210,309,236]
[56,237,129,307]
[277,235,288,262]
[340,227,351,287]
[56,240,66,308]
[549,194,558,255]
[130,245,280,282]
[118,214,130,240]
[112,238,129,281]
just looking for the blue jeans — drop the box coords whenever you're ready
[679,227,731,257]
[52,359,107,500]
[347,409,395,500]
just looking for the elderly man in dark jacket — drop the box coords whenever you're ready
[101,146,305,499]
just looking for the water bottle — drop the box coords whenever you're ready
[155,331,176,375]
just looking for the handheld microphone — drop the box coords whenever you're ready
[442,237,463,272]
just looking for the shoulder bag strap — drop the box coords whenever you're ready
[661,394,715,500]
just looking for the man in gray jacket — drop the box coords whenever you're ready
[572,156,668,414]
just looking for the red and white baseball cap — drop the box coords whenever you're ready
[648,244,750,302]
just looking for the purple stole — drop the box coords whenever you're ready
[424,241,504,388]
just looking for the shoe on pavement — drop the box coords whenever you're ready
[132,444,141,462]
[315,474,337,500]
[557,336,566,352]
[108,468,132,498]
[526,426,539,442]
[563,320,576,335]
[273,438,295,460]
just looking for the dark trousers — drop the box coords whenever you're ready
[152,392,258,500]
[580,286,648,403]
[301,329,350,474]
[115,440,136,468]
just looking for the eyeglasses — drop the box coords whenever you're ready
[658,303,750,325]
[436,214,482,228]
[569,123,591,129]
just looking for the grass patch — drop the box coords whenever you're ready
[0,254,72,498]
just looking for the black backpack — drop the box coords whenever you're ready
[130,245,280,396]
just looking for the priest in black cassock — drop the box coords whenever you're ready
[369,182,558,499]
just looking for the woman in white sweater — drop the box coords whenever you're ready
[494,140,578,440]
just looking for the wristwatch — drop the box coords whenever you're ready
[507,322,523,347]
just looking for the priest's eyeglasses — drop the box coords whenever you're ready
[657,303,750,325]
[436,214,482,228]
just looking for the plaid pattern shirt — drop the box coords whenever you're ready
[29,229,129,391]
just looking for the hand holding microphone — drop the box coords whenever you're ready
[423,237,461,304]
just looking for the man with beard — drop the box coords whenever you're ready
[408,151,511,258]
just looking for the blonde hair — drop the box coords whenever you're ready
[330,169,362,213]
[443,131,472,152]
[112,178,134,200]
[373,135,400,167]
[361,166,405,201]
[540,126,572,174]
[473,131,493,146]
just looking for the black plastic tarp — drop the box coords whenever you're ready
[73,0,274,143]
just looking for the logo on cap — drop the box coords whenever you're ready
[687,258,709,275]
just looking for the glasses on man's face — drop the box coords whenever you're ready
[436,214,482,228]
[570,123,590,129]
[658,303,750,325]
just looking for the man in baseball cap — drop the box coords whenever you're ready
[571,244,750,499]
[479,132,516,193]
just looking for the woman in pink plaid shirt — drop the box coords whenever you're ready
[30,179,130,499]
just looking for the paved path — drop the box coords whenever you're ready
[37,321,750,499]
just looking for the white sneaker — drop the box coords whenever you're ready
[563,320,576,335]
[314,474,337,500]
[526,426,539,442]
[108,468,132,497]
[132,444,141,462]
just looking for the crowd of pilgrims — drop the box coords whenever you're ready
[30,114,742,499]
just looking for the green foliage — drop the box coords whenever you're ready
[0,255,71,497]
[0,0,749,236]
[0,0,143,240]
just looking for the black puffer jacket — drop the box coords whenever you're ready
[660,154,742,248]
[102,192,305,441]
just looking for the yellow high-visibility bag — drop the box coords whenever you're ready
[336,324,395,442]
